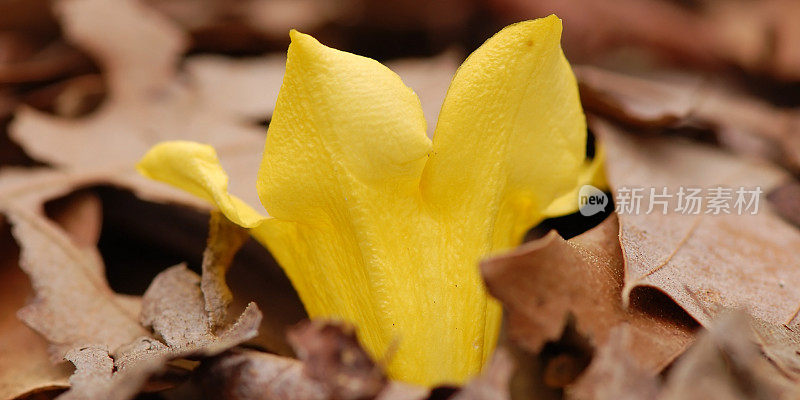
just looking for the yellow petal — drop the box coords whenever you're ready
[258,30,432,222]
[136,141,267,228]
[543,142,607,217]
[422,15,587,246]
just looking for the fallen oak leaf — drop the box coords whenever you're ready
[747,315,800,381]
[572,311,797,399]
[8,204,148,361]
[481,214,695,373]
[576,66,800,172]
[0,40,93,85]
[184,54,286,123]
[5,0,266,214]
[593,119,800,329]
[7,199,262,399]
[490,0,800,81]
[52,213,262,399]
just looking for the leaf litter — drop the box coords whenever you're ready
[3,0,800,398]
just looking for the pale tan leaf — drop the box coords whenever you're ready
[9,205,148,361]
[594,119,800,329]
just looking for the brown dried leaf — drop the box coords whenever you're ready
[659,311,794,400]
[490,0,800,80]
[567,326,660,400]
[4,0,268,214]
[768,180,800,229]
[54,214,262,399]
[201,212,250,328]
[288,320,386,400]
[8,205,149,361]
[58,346,163,400]
[184,54,286,122]
[0,41,92,85]
[481,214,695,374]
[576,66,800,171]
[197,350,332,400]
[141,264,261,356]
[594,119,800,330]
[197,324,430,400]
[0,228,72,399]
[745,314,800,381]
[573,311,798,399]
[5,198,261,399]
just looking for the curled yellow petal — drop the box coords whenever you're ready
[136,141,267,228]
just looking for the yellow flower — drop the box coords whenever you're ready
[137,15,602,386]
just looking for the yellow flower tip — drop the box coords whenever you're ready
[138,16,593,387]
[259,27,431,221]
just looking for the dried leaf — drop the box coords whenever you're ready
[659,311,794,400]
[594,119,800,330]
[0,41,91,85]
[4,0,267,215]
[0,231,71,399]
[449,348,514,400]
[58,346,162,400]
[184,54,286,122]
[53,214,263,399]
[141,264,261,356]
[197,350,332,400]
[9,204,149,361]
[576,66,800,171]
[288,321,386,400]
[490,0,800,80]
[481,214,695,373]
[768,180,800,229]
[201,211,250,328]
[5,193,262,399]
[197,324,430,400]
[747,315,800,381]
[567,326,660,400]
